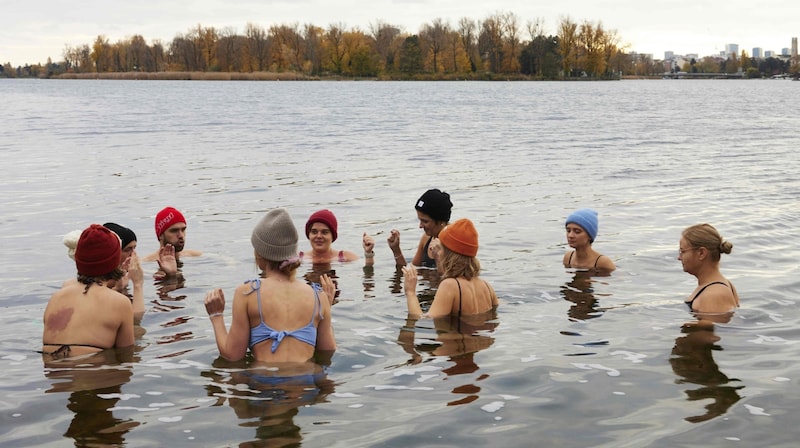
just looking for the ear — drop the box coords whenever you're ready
[696,246,708,260]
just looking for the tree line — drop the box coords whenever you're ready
[4,13,795,80]
[3,14,639,80]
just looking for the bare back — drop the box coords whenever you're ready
[237,278,334,363]
[428,277,498,317]
[42,282,134,356]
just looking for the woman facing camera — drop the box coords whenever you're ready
[679,223,739,315]
[204,208,337,363]
[301,209,373,265]
[563,208,616,273]
[402,218,498,318]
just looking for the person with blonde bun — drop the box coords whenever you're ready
[679,223,739,315]
[403,218,497,318]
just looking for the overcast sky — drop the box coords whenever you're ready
[2,0,797,66]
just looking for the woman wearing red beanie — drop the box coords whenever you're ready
[402,218,498,318]
[301,209,373,265]
[42,224,135,359]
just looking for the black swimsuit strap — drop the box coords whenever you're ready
[39,343,106,359]
[593,255,603,269]
[686,281,728,309]
[567,251,575,266]
[456,278,462,332]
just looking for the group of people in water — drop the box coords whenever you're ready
[41,189,740,367]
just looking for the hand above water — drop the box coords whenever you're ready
[362,232,375,253]
[204,288,226,316]
[156,244,178,277]
[320,274,336,306]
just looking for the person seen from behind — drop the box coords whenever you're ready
[204,208,336,363]
[402,218,498,318]
[43,224,135,359]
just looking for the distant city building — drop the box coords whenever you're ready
[752,47,763,58]
[793,37,798,57]
[725,43,739,57]
[664,51,674,60]
[765,50,774,58]
[782,48,790,56]
[686,54,699,61]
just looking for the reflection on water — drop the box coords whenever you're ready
[561,271,606,321]
[201,358,335,447]
[396,309,498,407]
[43,348,139,446]
[670,321,744,423]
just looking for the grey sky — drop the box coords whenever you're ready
[1,0,797,66]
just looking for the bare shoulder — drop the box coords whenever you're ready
[341,250,360,262]
[142,251,159,262]
[181,249,203,257]
[596,254,616,272]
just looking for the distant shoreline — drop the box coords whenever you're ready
[50,71,633,81]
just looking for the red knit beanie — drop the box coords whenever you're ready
[438,218,479,257]
[305,209,338,242]
[75,224,122,276]
[155,206,186,238]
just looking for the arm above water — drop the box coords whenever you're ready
[205,286,250,361]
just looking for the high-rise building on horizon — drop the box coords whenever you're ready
[664,51,674,60]
[725,43,739,57]
[792,37,798,58]
[782,48,790,56]
[752,47,763,58]
[765,50,774,58]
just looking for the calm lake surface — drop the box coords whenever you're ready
[1,78,799,447]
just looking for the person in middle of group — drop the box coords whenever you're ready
[389,188,453,269]
[143,206,202,279]
[301,209,373,265]
[563,208,616,273]
[402,218,498,318]
[204,208,337,363]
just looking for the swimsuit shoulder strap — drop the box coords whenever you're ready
[593,255,603,269]
[455,278,463,331]
[567,251,575,267]
[688,281,729,307]
[310,283,323,323]
[338,250,345,262]
[244,278,266,324]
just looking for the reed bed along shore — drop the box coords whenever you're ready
[55,71,318,81]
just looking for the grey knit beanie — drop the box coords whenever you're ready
[251,209,298,261]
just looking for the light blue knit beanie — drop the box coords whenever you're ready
[566,208,599,243]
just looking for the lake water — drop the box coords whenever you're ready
[1,78,799,447]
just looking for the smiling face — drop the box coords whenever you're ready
[160,223,186,252]
[565,223,590,248]
[417,210,445,238]
[308,222,333,252]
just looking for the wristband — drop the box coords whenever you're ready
[209,312,223,319]
[364,251,374,258]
